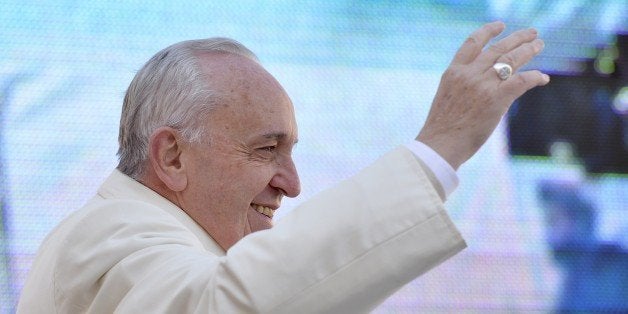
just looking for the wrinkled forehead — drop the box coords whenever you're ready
[196,52,287,98]
[195,52,298,136]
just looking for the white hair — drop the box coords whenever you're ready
[116,38,258,179]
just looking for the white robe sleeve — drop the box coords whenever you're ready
[18,147,465,313]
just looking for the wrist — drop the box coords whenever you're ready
[415,133,465,170]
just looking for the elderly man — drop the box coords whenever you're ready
[18,22,548,313]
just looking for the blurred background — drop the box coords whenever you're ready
[1,1,626,312]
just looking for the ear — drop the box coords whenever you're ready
[148,127,188,192]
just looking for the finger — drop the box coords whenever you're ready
[452,21,505,65]
[491,39,544,72]
[477,28,538,65]
[501,70,550,100]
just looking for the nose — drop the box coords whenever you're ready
[270,156,301,198]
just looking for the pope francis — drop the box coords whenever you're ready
[18,21,549,313]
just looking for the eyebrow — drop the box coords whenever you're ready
[263,132,298,144]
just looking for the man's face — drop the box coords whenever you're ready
[177,53,301,250]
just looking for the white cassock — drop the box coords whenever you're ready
[18,146,466,313]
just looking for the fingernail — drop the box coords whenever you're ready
[529,28,538,35]
[491,21,506,29]
[543,73,550,83]
[534,39,545,53]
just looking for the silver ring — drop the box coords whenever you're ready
[493,62,513,80]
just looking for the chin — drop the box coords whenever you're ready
[247,208,274,233]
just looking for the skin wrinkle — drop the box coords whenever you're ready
[143,52,301,250]
[145,24,546,252]
[15,25,556,312]
[234,141,272,165]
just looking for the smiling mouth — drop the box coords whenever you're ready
[252,204,275,219]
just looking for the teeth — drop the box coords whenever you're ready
[252,204,275,218]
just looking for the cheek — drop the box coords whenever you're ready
[210,166,275,204]
[231,162,276,188]
[189,149,276,200]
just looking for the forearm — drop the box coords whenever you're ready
[227,146,466,312]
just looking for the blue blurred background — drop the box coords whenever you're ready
[1,1,626,312]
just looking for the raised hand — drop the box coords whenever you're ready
[417,21,550,170]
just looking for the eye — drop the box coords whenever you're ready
[258,146,276,153]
